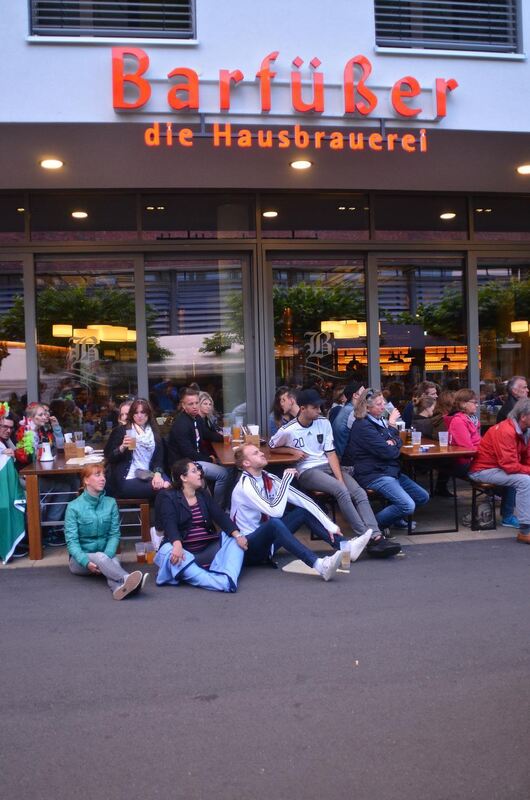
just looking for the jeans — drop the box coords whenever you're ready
[245,515,320,568]
[155,533,244,592]
[470,468,530,530]
[367,474,430,528]
[298,464,380,536]
[198,461,229,507]
[69,551,130,593]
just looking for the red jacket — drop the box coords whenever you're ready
[471,419,530,475]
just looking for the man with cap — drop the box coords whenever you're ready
[269,388,400,558]
[331,381,365,459]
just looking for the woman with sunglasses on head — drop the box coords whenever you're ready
[64,463,146,600]
[104,398,170,500]
[154,459,244,592]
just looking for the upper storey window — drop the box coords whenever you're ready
[375,0,520,53]
[30,1,195,39]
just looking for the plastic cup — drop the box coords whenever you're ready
[222,426,231,445]
[127,429,137,450]
[75,439,86,456]
[411,431,422,448]
[339,541,351,571]
[232,425,241,441]
[438,431,449,448]
[73,431,83,442]
[135,543,146,563]
[145,544,155,564]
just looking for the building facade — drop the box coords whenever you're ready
[1,1,529,431]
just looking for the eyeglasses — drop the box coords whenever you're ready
[193,462,204,474]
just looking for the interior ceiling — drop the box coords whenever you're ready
[1,123,530,194]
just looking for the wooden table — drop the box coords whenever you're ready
[21,455,101,560]
[211,442,301,467]
[400,440,477,534]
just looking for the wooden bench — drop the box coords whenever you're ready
[115,498,151,542]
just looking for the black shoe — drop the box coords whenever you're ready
[44,529,66,547]
[381,528,397,540]
[435,486,454,498]
[367,535,402,559]
[12,544,29,558]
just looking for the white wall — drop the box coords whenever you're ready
[4,0,530,133]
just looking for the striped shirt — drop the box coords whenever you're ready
[185,501,219,553]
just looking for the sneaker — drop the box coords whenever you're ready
[141,572,150,590]
[367,535,402,559]
[12,544,29,558]
[113,570,143,600]
[501,515,520,529]
[349,530,372,562]
[129,572,149,597]
[320,550,342,581]
[392,519,416,531]
[44,529,66,547]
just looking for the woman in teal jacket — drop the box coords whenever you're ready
[64,463,146,600]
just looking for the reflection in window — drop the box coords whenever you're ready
[473,196,530,241]
[0,262,26,408]
[374,195,468,241]
[262,194,369,240]
[30,194,137,242]
[477,260,530,419]
[141,195,255,240]
[270,255,366,398]
[0,196,26,243]
[378,258,467,402]
[35,260,139,442]
[145,257,247,422]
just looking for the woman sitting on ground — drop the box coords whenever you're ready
[154,459,245,592]
[64,463,146,600]
[343,389,429,531]
[269,386,299,436]
[104,398,170,500]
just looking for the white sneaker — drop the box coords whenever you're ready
[113,570,143,600]
[320,550,342,582]
[349,529,372,562]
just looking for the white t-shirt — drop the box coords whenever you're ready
[269,416,335,474]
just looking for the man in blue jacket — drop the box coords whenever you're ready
[343,389,429,531]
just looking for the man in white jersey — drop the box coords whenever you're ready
[269,388,401,558]
[231,443,373,564]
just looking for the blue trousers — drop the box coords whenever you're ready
[245,508,337,568]
[155,533,244,592]
[368,474,429,528]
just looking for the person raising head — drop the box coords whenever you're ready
[153,458,244,592]
[64,463,146,600]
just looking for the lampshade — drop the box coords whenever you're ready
[510,320,529,333]
[126,329,137,343]
[73,328,100,343]
[52,324,73,338]
[321,320,346,337]
[97,325,129,342]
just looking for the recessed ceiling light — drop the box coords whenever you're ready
[516,164,530,175]
[338,206,346,211]
[40,158,64,170]
[145,205,155,211]
[440,212,456,220]
[156,205,166,211]
[475,208,483,213]
[484,208,492,213]
[348,206,356,211]
[16,207,25,213]
[262,210,278,218]
[290,159,312,170]
[71,210,88,219]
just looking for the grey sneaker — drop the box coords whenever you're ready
[320,550,342,581]
[349,529,372,562]
[113,570,143,600]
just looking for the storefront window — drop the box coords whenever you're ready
[374,195,468,241]
[30,194,137,242]
[0,196,26,243]
[35,259,139,442]
[0,261,26,408]
[377,257,467,404]
[145,256,248,422]
[261,194,369,240]
[141,194,255,240]
[270,254,366,406]
[477,259,530,421]
[473,196,530,241]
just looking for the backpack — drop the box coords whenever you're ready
[462,501,494,530]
